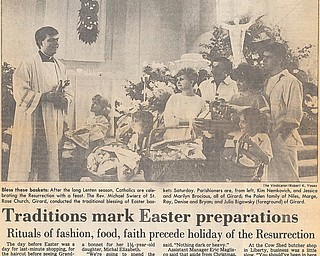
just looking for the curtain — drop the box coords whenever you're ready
[44,0,108,62]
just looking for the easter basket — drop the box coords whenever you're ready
[220,147,261,182]
[141,126,207,182]
[86,143,140,182]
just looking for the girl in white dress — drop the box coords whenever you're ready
[163,68,207,140]
[164,68,206,126]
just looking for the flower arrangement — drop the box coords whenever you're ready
[77,0,100,44]
[120,61,176,114]
[119,55,211,116]
[116,55,213,138]
[115,62,176,138]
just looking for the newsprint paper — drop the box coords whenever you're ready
[1,0,319,255]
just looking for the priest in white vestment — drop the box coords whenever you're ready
[8,26,73,181]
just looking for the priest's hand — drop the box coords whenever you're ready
[42,91,68,111]
[53,92,68,111]
[41,90,57,102]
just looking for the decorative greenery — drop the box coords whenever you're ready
[200,15,315,75]
[285,44,314,80]
[200,26,232,61]
[143,63,174,84]
[299,82,318,135]
[199,16,317,135]
[2,62,16,181]
[2,62,15,129]
[77,0,100,45]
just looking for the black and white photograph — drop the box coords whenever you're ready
[1,1,320,255]
[2,0,318,183]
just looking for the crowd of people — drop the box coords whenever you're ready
[161,43,304,182]
[6,26,310,183]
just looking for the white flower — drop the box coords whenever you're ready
[155,82,174,93]
[154,81,166,88]
[2,142,9,152]
[3,127,12,135]
[153,82,174,99]
[131,99,141,106]
[130,102,142,112]
[140,101,149,107]
[116,104,130,114]
[142,88,154,98]
[167,82,176,90]
[252,53,259,60]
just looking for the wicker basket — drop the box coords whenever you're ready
[141,157,206,182]
[86,168,119,182]
[142,126,206,182]
[220,148,261,182]
[195,118,237,133]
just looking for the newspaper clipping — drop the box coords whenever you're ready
[1,0,319,255]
